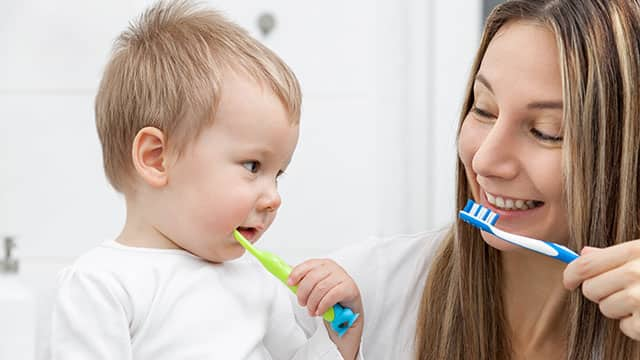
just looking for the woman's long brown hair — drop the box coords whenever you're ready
[415,1,640,359]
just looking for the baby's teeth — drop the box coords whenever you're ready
[486,192,496,204]
[515,199,525,209]
[496,197,505,207]
[526,200,535,208]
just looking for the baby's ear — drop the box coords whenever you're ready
[131,126,169,188]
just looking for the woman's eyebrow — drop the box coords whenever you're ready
[527,101,563,110]
[475,74,494,93]
[477,73,563,110]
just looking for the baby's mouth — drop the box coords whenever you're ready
[236,227,258,242]
[485,191,544,211]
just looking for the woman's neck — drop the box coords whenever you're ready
[501,250,570,359]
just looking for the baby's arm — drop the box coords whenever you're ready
[51,267,132,360]
[288,259,364,360]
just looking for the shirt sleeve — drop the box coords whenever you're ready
[263,278,353,360]
[50,266,133,360]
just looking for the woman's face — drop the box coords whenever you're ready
[458,20,569,251]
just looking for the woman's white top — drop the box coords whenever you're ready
[50,240,346,360]
[326,229,445,359]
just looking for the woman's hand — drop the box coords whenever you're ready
[564,240,640,340]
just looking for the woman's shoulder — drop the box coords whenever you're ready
[328,227,450,298]
[328,228,450,335]
[330,227,449,269]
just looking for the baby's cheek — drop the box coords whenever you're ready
[211,195,254,230]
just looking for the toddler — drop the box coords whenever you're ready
[50,1,363,359]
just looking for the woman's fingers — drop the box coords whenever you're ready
[581,260,640,303]
[598,285,640,319]
[619,312,640,341]
[564,241,640,290]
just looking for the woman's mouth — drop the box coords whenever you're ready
[484,191,544,211]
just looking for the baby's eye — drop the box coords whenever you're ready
[242,161,260,173]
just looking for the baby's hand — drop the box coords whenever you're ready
[288,258,363,359]
[288,258,362,318]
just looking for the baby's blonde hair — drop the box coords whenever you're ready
[95,0,301,193]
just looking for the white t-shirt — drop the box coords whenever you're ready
[325,229,445,359]
[50,240,346,360]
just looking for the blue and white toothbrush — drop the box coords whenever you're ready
[458,199,579,263]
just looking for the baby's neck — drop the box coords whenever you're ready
[117,196,180,250]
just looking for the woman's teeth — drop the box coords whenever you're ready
[485,192,542,210]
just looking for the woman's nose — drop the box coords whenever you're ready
[471,119,519,181]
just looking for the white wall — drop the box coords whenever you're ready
[0,1,481,358]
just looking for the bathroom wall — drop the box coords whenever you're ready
[0,0,481,358]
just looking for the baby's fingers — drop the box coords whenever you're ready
[288,259,325,286]
[315,283,351,316]
[306,276,342,316]
[295,268,330,308]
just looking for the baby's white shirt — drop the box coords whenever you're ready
[50,240,344,360]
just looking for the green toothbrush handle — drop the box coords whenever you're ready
[233,230,359,337]
[258,255,359,337]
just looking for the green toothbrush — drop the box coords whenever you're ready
[233,230,359,337]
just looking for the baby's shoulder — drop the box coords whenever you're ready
[67,241,161,274]
[58,241,202,294]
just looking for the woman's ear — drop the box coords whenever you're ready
[131,126,169,188]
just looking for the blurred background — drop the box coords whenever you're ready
[0,0,502,358]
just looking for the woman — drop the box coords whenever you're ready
[291,0,640,358]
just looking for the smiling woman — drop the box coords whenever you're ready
[423,0,640,358]
[323,0,640,359]
[417,1,640,358]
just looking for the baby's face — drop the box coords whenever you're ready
[158,72,299,263]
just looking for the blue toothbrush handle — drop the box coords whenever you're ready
[546,242,580,263]
[329,303,359,337]
[458,200,580,264]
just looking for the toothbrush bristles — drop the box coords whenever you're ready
[461,200,500,225]
[463,199,475,212]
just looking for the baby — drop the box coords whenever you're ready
[50,1,363,359]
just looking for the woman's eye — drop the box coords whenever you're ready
[242,161,260,173]
[531,128,563,143]
[471,106,495,119]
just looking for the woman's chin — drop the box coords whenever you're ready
[481,232,520,251]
